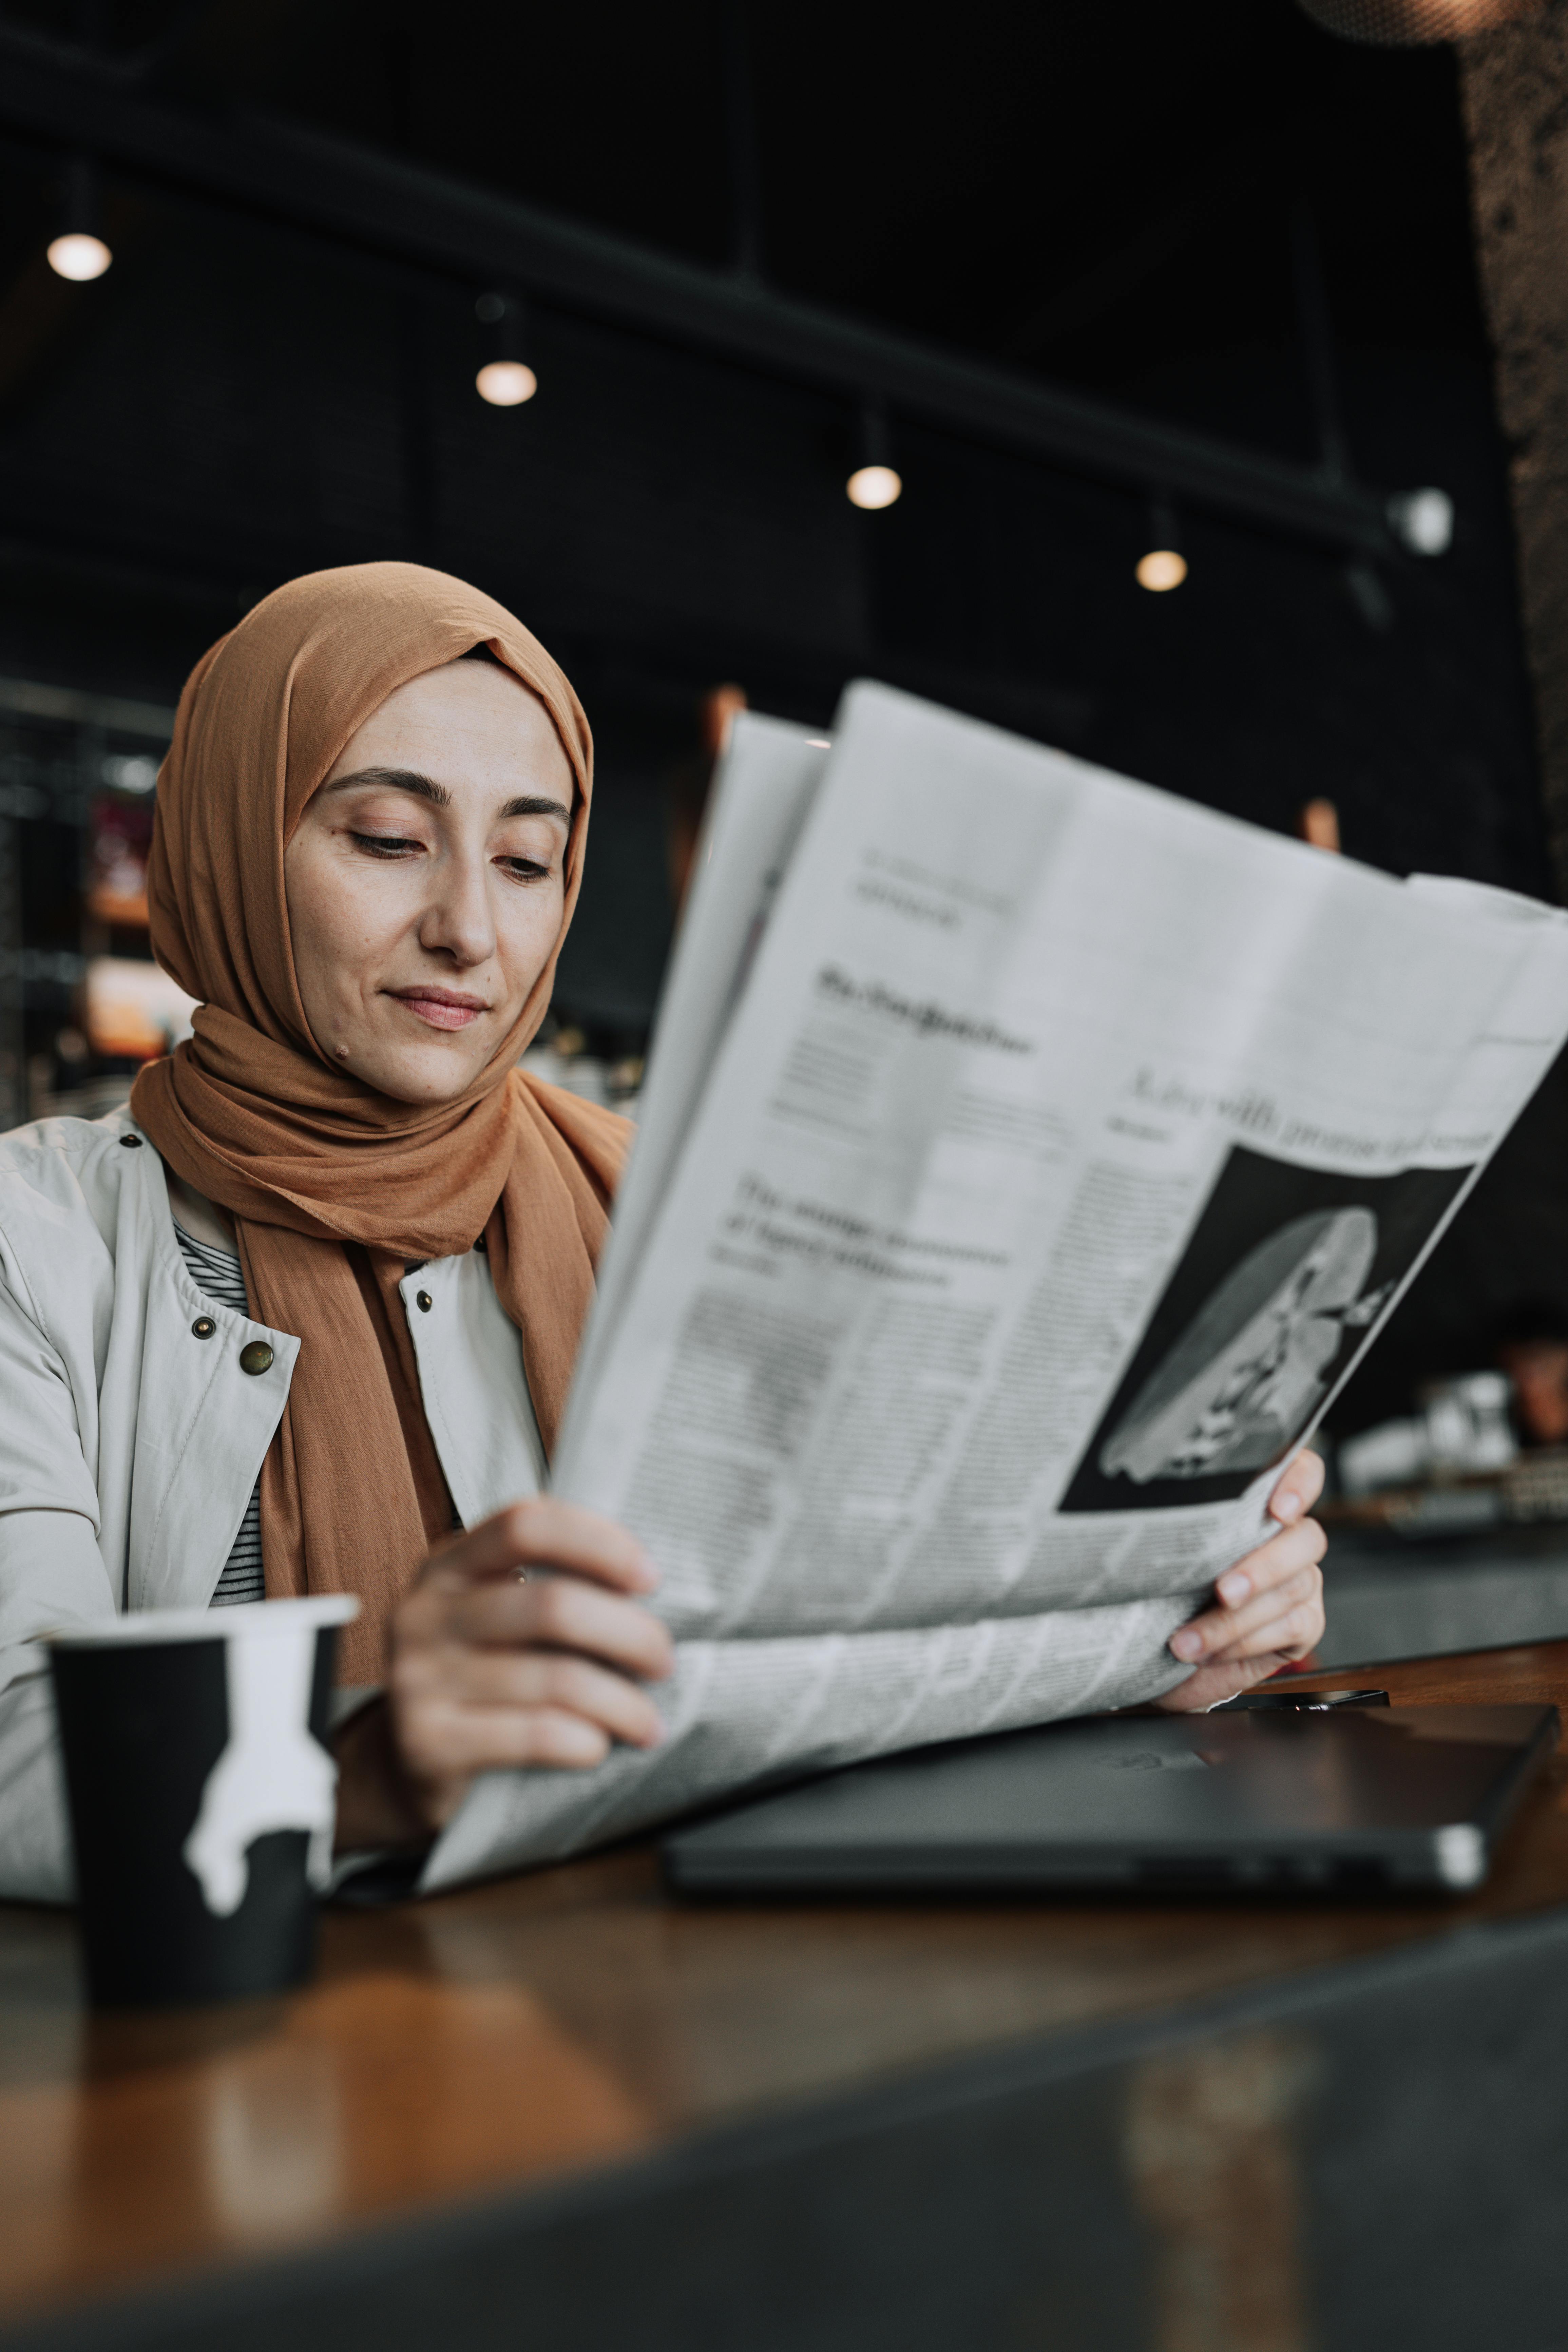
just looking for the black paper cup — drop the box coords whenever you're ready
[47,1595,360,2009]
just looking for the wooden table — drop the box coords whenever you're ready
[7,1642,1568,2352]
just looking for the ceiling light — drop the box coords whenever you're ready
[476,360,537,407]
[1136,548,1187,593]
[847,397,901,510]
[50,156,112,282]
[1136,494,1186,592]
[47,231,111,282]
[474,290,537,408]
[1387,487,1454,557]
[847,463,902,511]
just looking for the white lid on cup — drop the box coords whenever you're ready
[43,1594,360,1648]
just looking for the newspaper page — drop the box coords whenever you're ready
[421,684,1568,1889]
[568,715,828,1417]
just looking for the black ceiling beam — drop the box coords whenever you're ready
[0,23,1402,556]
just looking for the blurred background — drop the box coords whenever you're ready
[0,0,1566,1481]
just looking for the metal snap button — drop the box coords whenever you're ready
[119,1133,142,1148]
[239,1340,274,1375]
[191,1316,215,1340]
[416,1290,433,1313]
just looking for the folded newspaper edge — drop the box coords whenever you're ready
[422,684,1568,1890]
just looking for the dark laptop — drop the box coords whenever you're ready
[661,1701,1558,1898]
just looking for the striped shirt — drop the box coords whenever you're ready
[173,1223,267,1608]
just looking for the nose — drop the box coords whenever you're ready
[417,843,497,970]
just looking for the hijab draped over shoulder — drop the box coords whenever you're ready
[131,563,629,1681]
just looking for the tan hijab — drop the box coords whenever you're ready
[131,563,630,1682]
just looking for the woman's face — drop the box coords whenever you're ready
[284,658,574,1104]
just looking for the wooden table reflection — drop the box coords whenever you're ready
[5,1637,1568,2349]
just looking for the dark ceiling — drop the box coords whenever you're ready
[0,0,1533,985]
[0,0,1488,422]
[0,3,1499,706]
[0,0,1559,1413]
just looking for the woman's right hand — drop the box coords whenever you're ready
[333,1499,674,1850]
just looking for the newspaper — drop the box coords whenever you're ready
[421,684,1568,1889]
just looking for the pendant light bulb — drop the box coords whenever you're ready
[847,398,901,509]
[475,291,536,407]
[847,463,902,511]
[47,231,112,282]
[476,360,538,407]
[1136,548,1187,592]
[50,156,111,281]
[1137,496,1187,592]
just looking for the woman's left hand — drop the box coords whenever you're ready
[1153,1449,1327,1713]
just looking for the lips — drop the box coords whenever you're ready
[390,988,488,1033]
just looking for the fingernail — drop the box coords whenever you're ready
[1218,1570,1251,1606]
[1273,1491,1303,1524]
[1170,1628,1204,1661]
[633,1548,660,1587]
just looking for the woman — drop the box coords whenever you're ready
[0,563,1326,1898]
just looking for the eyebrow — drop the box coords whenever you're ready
[323,766,572,823]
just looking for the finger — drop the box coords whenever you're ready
[426,1498,659,1596]
[1169,1525,1324,1661]
[509,1498,662,1585]
[1213,1515,1327,1613]
[433,1650,668,1747]
[1208,1591,1326,1663]
[1173,1561,1322,1662]
[444,1578,675,1680]
[1223,1568,1322,1654]
[1268,1447,1326,1526]
[406,1704,615,1776]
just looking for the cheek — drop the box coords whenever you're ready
[496,881,566,992]
[285,840,407,1003]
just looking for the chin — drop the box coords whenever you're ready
[357,1046,488,1106]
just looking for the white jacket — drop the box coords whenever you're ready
[0,1110,547,1901]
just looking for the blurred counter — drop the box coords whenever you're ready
[1318,1521,1568,1670]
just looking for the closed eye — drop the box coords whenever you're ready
[497,856,552,882]
[350,830,423,859]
